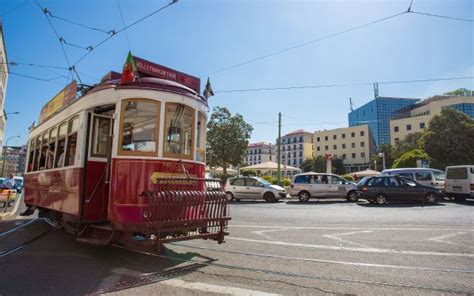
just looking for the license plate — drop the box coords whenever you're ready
[453,186,462,191]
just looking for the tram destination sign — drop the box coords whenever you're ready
[134,56,201,94]
[39,80,77,124]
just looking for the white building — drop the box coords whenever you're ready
[246,142,274,166]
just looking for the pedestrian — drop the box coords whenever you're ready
[4,173,16,190]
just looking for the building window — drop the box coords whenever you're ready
[287,152,291,158]
[333,135,337,140]
[293,137,297,143]
[325,145,328,151]
[360,141,365,147]
[342,133,346,139]
[120,99,160,156]
[282,146,285,151]
[351,153,356,159]
[293,144,296,150]
[394,138,399,142]
[420,122,425,129]
[270,156,272,161]
[325,136,328,141]
[299,151,302,157]
[351,143,356,148]
[287,145,291,151]
[351,132,355,138]
[299,159,302,165]
[299,136,303,142]
[361,152,365,158]
[317,146,320,151]
[293,159,297,166]
[333,144,337,150]
[342,143,346,149]
[316,137,320,142]
[406,124,412,131]
[282,139,286,144]
[342,154,346,160]
[299,143,303,149]
[394,126,399,132]
[360,131,365,136]
[287,160,290,165]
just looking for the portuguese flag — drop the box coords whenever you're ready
[120,51,138,84]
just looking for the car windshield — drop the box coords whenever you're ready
[256,178,272,186]
[357,177,370,186]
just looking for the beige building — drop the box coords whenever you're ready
[275,129,313,168]
[0,22,9,156]
[390,95,474,144]
[314,125,371,172]
[246,142,274,166]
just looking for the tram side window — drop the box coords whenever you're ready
[196,112,206,162]
[91,116,111,158]
[119,99,160,155]
[64,117,79,167]
[33,136,42,171]
[27,139,35,172]
[46,127,57,170]
[55,123,68,168]
[39,132,49,170]
[164,103,195,159]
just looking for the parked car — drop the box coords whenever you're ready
[381,168,445,191]
[357,175,441,205]
[289,172,358,202]
[224,176,286,202]
[445,165,474,201]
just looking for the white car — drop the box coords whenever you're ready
[445,165,474,201]
[224,177,286,202]
[289,172,358,202]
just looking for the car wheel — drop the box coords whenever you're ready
[225,192,234,202]
[346,191,358,202]
[375,194,386,205]
[298,191,310,202]
[425,192,437,204]
[264,192,276,203]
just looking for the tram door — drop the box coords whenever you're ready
[82,112,114,222]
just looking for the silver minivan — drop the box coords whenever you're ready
[381,168,445,191]
[225,177,287,202]
[289,172,358,202]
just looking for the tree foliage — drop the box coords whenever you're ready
[421,108,474,169]
[392,149,430,168]
[300,156,344,174]
[443,88,472,96]
[206,107,253,175]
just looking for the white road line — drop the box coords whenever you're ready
[252,228,289,240]
[228,237,474,258]
[230,225,474,231]
[428,232,474,248]
[0,219,36,237]
[323,230,373,248]
[159,279,280,296]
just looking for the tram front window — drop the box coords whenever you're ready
[119,99,159,155]
[164,103,194,159]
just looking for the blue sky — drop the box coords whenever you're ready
[1,0,473,147]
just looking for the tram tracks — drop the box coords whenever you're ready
[112,242,474,295]
[0,218,56,258]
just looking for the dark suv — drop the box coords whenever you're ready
[357,176,441,205]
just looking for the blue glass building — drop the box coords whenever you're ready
[446,103,474,118]
[348,97,419,151]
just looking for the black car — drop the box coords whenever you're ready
[357,176,441,205]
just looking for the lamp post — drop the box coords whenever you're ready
[1,135,20,177]
[378,152,386,171]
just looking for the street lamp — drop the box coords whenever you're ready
[1,135,21,177]
[378,152,386,171]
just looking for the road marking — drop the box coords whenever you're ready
[172,242,474,274]
[252,228,289,240]
[0,219,36,237]
[159,278,280,295]
[323,230,373,248]
[230,225,474,231]
[428,232,474,248]
[228,237,474,258]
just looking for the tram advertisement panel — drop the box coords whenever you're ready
[39,80,77,124]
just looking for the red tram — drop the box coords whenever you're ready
[23,55,230,250]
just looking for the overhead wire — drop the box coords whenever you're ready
[9,72,68,85]
[116,0,132,52]
[48,13,114,34]
[408,11,473,23]
[201,11,408,78]
[215,76,474,94]
[73,0,178,67]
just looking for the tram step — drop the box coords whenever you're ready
[76,224,114,246]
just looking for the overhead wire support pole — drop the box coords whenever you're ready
[277,112,282,186]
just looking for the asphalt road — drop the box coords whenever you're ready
[1,198,473,295]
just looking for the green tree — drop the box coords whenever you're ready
[300,158,313,172]
[206,107,253,175]
[312,156,326,173]
[421,108,474,169]
[443,88,472,96]
[392,132,423,159]
[392,149,430,168]
[332,157,345,175]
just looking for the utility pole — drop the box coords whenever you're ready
[277,112,282,186]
